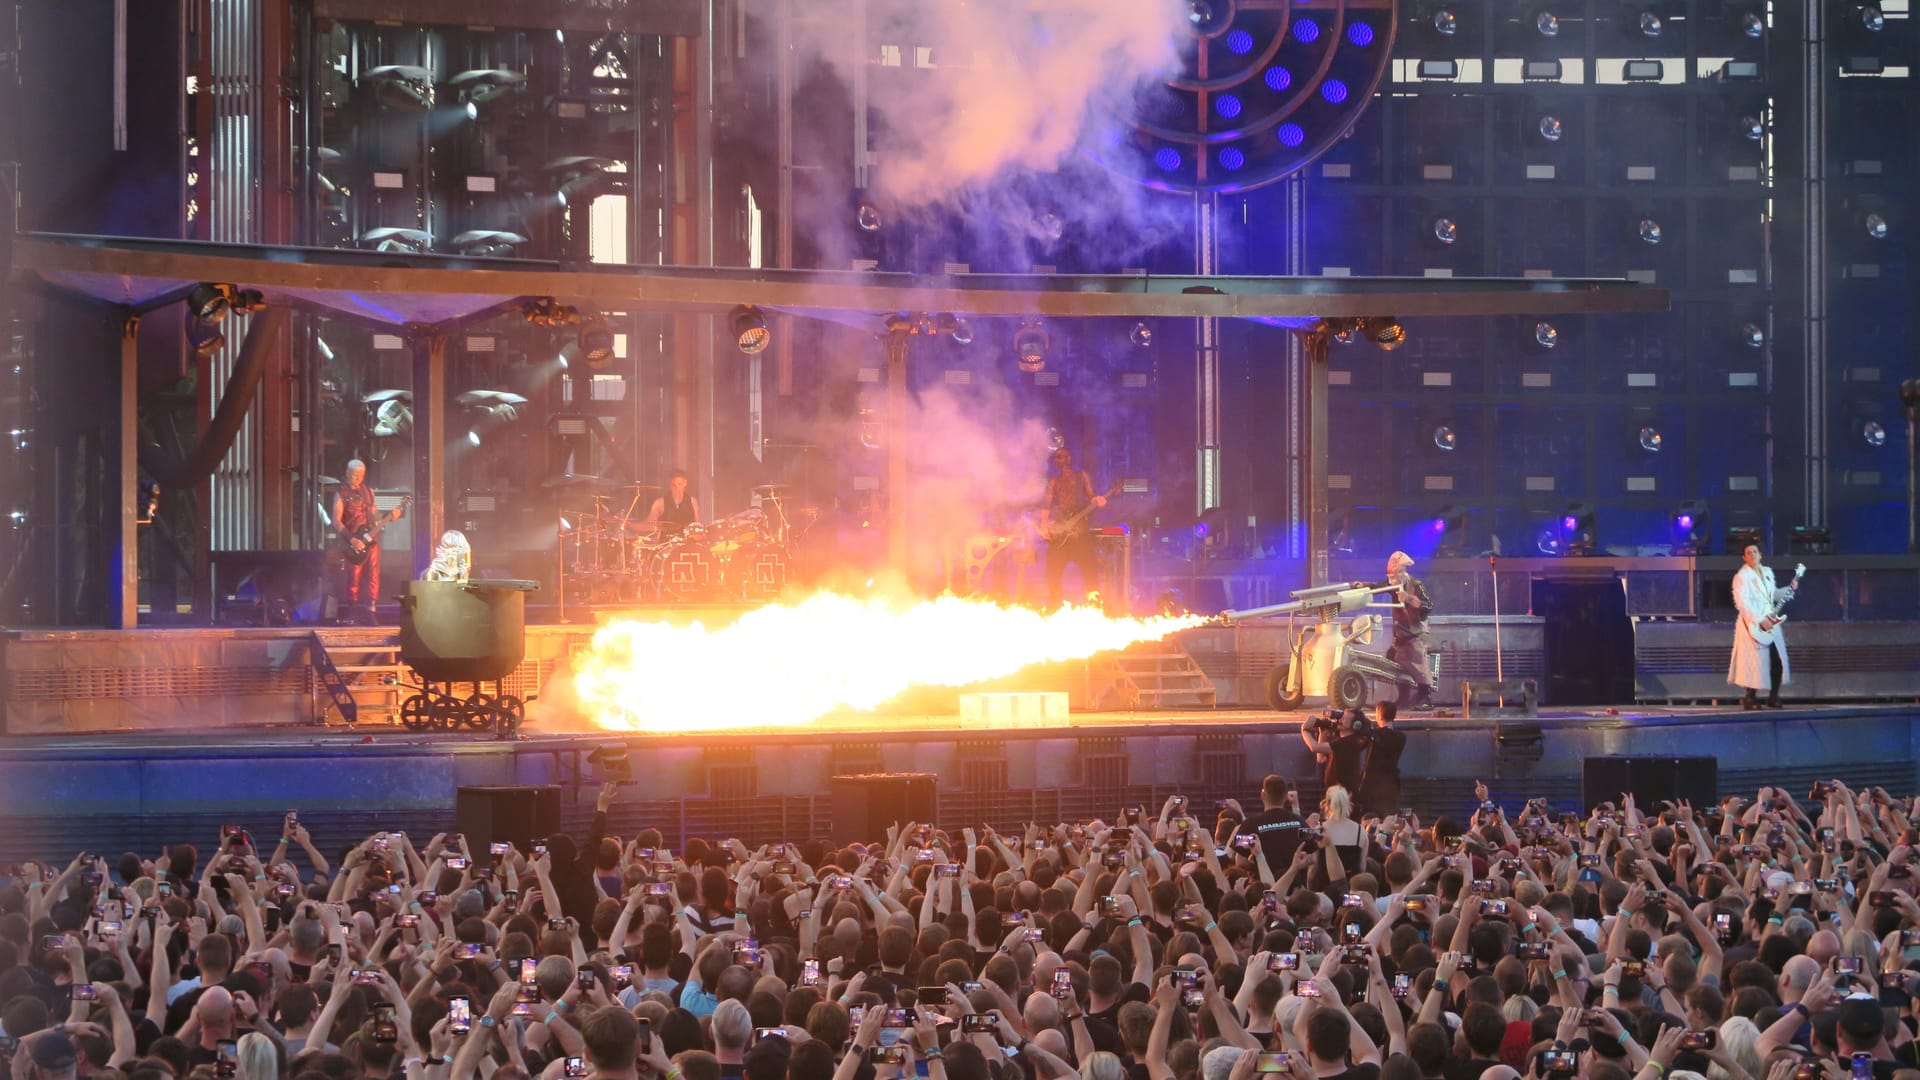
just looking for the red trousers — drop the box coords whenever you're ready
[340,542,380,613]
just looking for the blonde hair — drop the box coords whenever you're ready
[1082,1051,1127,1080]
[1709,1017,1762,1080]
[235,1032,279,1080]
[1502,994,1539,1023]
[1322,785,1352,822]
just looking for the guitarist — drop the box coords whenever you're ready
[1038,446,1107,610]
[1729,544,1799,710]
[331,459,402,624]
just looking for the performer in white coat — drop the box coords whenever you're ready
[1728,544,1795,710]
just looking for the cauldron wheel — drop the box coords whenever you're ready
[461,692,493,731]
[495,694,525,732]
[399,695,433,731]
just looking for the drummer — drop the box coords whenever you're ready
[645,468,700,537]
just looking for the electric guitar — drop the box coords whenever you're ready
[342,495,412,565]
[1757,563,1806,633]
[1040,483,1121,545]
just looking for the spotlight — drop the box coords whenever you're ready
[450,230,528,258]
[577,321,616,368]
[1862,420,1888,448]
[1047,427,1068,452]
[1559,504,1597,556]
[549,156,623,208]
[455,389,529,423]
[1671,500,1710,555]
[358,227,435,254]
[447,69,526,106]
[1741,323,1766,348]
[1433,425,1457,451]
[1536,11,1561,36]
[522,298,580,328]
[1538,115,1564,142]
[1739,115,1764,141]
[1535,321,1560,349]
[1130,322,1153,348]
[362,65,434,111]
[936,313,975,345]
[467,430,482,447]
[1865,214,1888,240]
[1332,324,1360,346]
[187,320,226,361]
[230,288,265,314]
[1361,316,1406,351]
[1436,504,1469,556]
[1639,11,1662,37]
[729,306,770,355]
[1638,218,1664,244]
[1432,217,1459,245]
[1013,319,1050,373]
[188,284,231,324]
[1856,3,1885,31]
[1036,212,1065,244]
[1433,8,1458,35]
[1742,12,1765,37]
[1639,426,1664,453]
[364,389,414,438]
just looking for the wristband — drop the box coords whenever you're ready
[1790,1002,1810,1018]
[1203,921,1218,933]
[1551,970,1567,981]
[1604,986,1620,996]
[404,1059,424,1070]
[1125,917,1144,929]
[544,1010,561,1026]
[668,1069,684,1080]
[924,1049,944,1061]
[1646,1064,1665,1077]
[426,1058,447,1067]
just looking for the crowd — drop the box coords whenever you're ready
[6,760,1920,1080]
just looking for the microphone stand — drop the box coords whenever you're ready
[1489,551,1505,706]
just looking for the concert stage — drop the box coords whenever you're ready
[3,695,1919,865]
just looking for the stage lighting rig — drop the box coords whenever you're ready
[1362,316,1406,350]
[362,65,435,111]
[359,228,435,254]
[729,307,770,356]
[1013,319,1050,373]
[188,283,232,324]
[187,321,225,362]
[1862,420,1888,448]
[364,389,414,439]
[1435,504,1469,556]
[1534,321,1560,349]
[934,314,975,344]
[1671,501,1709,555]
[1559,503,1598,557]
[1639,427,1664,453]
[1432,426,1457,452]
[549,157,625,208]
[521,297,580,328]
[578,321,616,368]
[1130,322,1153,347]
[447,69,526,106]
[450,230,527,258]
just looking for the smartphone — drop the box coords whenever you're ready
[372,1004,398,1042]
[578,968,598,991]
[445,856,469,870]
[1852,1054,1874,1080]
[871,1046,908,1066]
[1174,968,1201,986]
[1680,1030,1718,1051]
[1836,956,1863,975]
[1480,899,1509,916]
[420,890,438,904]
[1621,960,1647,978]
[1342,893,1365,908]
[353,968,383,986]
[1518,941,1553,960]
[216,1040,238,1079]
[884,1008,912,1027]
[963,1013,997,1034]
[1539,1050,1578,1075]
[1714,912,1732,942]
[326,943,344,965]
[734,945,764,966]
[1405,897,1428,912]
[1180,986,1205,1008]
[1392,972,1412,998]
[99,919,123,938]
[1901,930,1920,948]
[920,984,950,1006]
[71,984,97,1001]
[548,917,570,931]
[563,1057,587,1079]
[1022,927,1044,943]
[41,934,67,953]
[489,842,510,856]
[1270,953,1300,972]
[443,997,470,1035]
[1232,833,1258,852]
[1871,891,1900,908]
[458,942,483,958]
[533,841,549,856]
[1255,1053,1291,1074]
[827,874,855,890]
[519,958,540,985]
[753,1028,788,1044]
[637,1017,652,1053]
[1577,853,1600,869]
[611,964,635,990]
[1297,981,1321,999]
[395,914,418,929]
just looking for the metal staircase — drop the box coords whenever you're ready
[309,630,408,725]
[1090,640,1218,710]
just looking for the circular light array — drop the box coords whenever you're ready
[1103,0,1396,193]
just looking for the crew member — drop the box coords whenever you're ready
[1729,544,1794,710]
[646,469,700,537]
[1357,702,1405,818]
[1386,550,1435,710]
[332,460,401,624]
[1301,709,1370,794]
[1037,447,1106,610]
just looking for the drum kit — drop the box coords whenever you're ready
[555,478,815,605]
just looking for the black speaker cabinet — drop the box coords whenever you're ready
[830,773,937,846]
[456,785,560,856]
[1581,756,1718,811]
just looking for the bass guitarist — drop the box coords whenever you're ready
[331,459,405,624]
[1038,446,1107,610]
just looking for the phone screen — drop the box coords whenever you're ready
[449,997,472,1034]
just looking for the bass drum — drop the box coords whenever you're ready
[652,540,716,602]
[726,540,788,603]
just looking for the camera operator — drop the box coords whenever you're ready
[1300,707,1371,793]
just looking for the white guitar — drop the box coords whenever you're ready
[1757,563,1806,633]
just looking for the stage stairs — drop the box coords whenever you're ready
[1091,640,1217,709]
[308,630,408,725]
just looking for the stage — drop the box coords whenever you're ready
[3,696,1919,865]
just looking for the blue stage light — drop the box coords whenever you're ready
[1348,22,1375,47]
[1265,66,1293,91]
[1293,18,1320,43]
[1215,94,1243,119]
[1155,147,1183,172]
[1219,147,1246,170]
[1226,29,1254,54]
[1278,123,1305,147]
[1321,79,1349,104]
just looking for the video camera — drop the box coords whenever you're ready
[1304,707,1371,735]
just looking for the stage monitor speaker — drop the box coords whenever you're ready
[830,773,937,846]
[456,784,560,856]
[1581,756,1717,812]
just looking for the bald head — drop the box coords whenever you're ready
[1033,1028,1070,1060]
[197,986,235,1035]
[1781,954,1820,999]
[1806,930,1840,966]
[1023,991,1061,1033]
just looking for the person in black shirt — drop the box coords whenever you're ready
[1302,711,1370,794]
[1357,702,1406,818]
[1236,774,1304,870]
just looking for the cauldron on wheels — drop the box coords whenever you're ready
[396,578,538,734]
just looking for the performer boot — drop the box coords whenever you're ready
[1740,690,1760,711]
[1764,691,1783,709]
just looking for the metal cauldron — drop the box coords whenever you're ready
[398,578,536,683]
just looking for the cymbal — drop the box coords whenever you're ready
[542,473,604,488]
[317,475,340,485]
[752,484,793,494]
